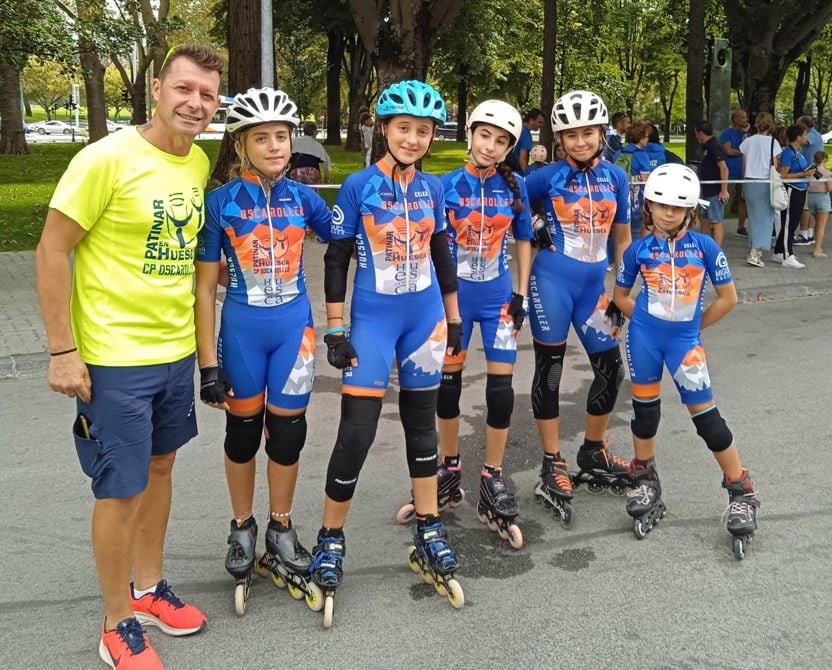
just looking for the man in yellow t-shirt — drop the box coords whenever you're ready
[35,44,223,669]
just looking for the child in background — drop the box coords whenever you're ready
[526,144,549,174]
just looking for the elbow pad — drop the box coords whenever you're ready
[324,238,355,302]
[430,231,458,295]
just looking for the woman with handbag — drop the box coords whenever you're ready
[739,113,781,267]
[773,124,816,268]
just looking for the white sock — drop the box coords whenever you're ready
[132,582,159,599]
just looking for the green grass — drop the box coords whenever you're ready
[2,138,697,251]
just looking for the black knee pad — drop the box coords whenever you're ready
[692,407,734,453]
[325,395,382,502]
[486,373,514,429]
[400,388,439,479]
[532,342,565,419]
[224,411,264,464]
[264,411,307,466]
[631,398,661,439]
[436,370,462,419]
[587,346,624,416]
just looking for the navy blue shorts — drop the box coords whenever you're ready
[73,354,198,499]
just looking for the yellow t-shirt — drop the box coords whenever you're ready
[49,128,210,365]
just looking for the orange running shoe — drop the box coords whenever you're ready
[98,617,163,669]
[131,580,207,636]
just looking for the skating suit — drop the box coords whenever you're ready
[525,156,631,352]
[331,161,448,395]
[198,170,332,410]
[615,229,733,404]
[441,163,533,364]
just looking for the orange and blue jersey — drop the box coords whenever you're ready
[199,171,331,307]
[441,162,533,282]
[331,160,445,295]
[617,229,733,404]
[525,156,630,264]
[616,229,732,331]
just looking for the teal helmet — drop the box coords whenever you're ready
[375,80,446,124]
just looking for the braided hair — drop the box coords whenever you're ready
[496,162,525,213]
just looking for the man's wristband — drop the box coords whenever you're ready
[50,347,77,357]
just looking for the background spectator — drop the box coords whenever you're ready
[720,109,749,236]
[289,122,332,184]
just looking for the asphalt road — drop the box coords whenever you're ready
[1,295,830,669]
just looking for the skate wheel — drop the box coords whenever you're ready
[421,568,434,584]
[732,536,745,561]
[559,505,574,530]
[507,524,523,550]
[254,553,269,577]
[445,578,464,610]
[633,519,647,540]
[323,595,334,629]
[396,502,415,524]
[498,526,509,541]
[477,510,489,525]
[305,582,324,612]
[434,580,447,597]
[587,482,605,495]
[407,547,420,574]
[287,582,304,601]
[271,573,287,589]
[609,484,628,497]
[487,519,498,533]
[452,489,466,505]
[234,582,247,617]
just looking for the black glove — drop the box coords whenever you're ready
[603,300,627,329]
[446,320,462,356]
[507,292,527,332]
[324,332,357,369]
[199,365,233,404]
[532,219,555,250]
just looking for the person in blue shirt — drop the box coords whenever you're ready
[719,109,749,236]
[774,124,816,268]
[311,80,464,625]
[612,163,759,558]
[421,99,533,550]
[620,120,654,239]
[195,88,332,614]
[509,108,544,175]
[525,90,633,528]
[604,112,630,163]
[796,115,825,244]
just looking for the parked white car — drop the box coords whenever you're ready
[106,120,127,132]
[821,130,832,144]
[29,120,78,135]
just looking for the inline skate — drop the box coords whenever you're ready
[477,467,522,549]
[396,455,464,524]
[225,516,257,616]
[722,468,759,560]
[309,528,346,629]
[572,438,633,495]
[407,515,464,609]
[533,454,574,528]
[626,460,666,539]
[257,519,323,613]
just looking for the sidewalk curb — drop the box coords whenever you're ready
[736,280,832,303]
[0,353,49,380]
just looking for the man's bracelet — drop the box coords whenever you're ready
[326,326,347,335]
[50,347,77,357]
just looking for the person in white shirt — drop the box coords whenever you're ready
[289,122,331,183]
[359,113,375,168]
[739,112,780,267]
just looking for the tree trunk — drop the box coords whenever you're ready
[539,0,556,155]
[325,28,343,146]
[793,57,811,122]
[725,0,832,120]
[76,0,108,142]
[24,98,32,116]
[0,65,30,155]
[685,0,705,164]
[344,35,373,151]
[210,0,262,186]
[455,62,468,143]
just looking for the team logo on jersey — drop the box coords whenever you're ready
[165,187,203,248]
[386,221,431,261]
[673,345,710,392]
[713,251,731,282]
[143,188,202,275]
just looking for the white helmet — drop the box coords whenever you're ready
[644,163,700,208]
[530,144,548,162]
[466,99,523,161]
[551,90,608,132]
[226,87,300,135]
